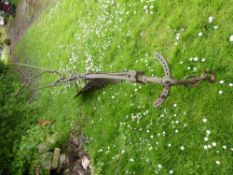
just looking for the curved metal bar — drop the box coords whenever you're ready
[153,84,170,107]
[153,53,172,107]
[155,53,171,78]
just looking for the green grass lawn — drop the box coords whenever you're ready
[13,0,233,174]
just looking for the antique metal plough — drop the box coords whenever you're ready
[15,53,216,107]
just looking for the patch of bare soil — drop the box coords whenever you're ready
[61,130,92,175]
[7,0,50,59]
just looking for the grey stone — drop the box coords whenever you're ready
[46,133,57,145]
[37,143,49,153]
[81,156,90,170]
[59,154,67,167]
[41,158,51,175]
[51,148,61,170]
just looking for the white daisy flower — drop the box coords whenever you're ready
[215,160,220,165]
[169,170,174,174]
[158,164,162,169]
[219,80,224,84]
[218,90,223,95]
[202,118,208,123]
[208,16,214,23]
[129,158,134,162]
[230,35,233,42]
[212,142,217,147]
[213,25,218,30]
[194,57,199,61]
[206,130,211,135]
[180,146,185,150]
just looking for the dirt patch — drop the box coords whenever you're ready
[61,130,92,175]
[7,0,52,60]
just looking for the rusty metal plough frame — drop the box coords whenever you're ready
[15,53,216,108]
